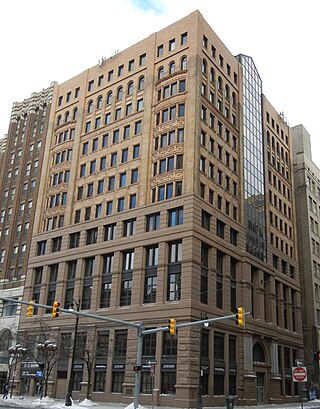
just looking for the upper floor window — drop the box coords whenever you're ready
[168,207,183,227]
[138,76,145,91]
[169,38,175,51]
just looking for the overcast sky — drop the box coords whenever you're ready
[1,0,319,166]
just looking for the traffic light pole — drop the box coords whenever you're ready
[0,297,250,409]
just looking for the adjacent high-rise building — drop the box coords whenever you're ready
[292,124,320,387]
[0,84,54,387]
[1,10,304,407]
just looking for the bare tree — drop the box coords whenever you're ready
[17,318,68,398]
[73,329,109,399]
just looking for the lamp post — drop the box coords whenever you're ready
[8,344,27,398]
[65,298,80,407]
[36,340,57,399]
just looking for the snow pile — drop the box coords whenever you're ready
[79,399,98,406]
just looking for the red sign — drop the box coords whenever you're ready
[292,366,307,382]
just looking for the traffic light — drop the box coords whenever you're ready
[314,351,320,360]
[26,301,34,317]
[236,307,244,327]
[52,300,60,318]
[168,318,175,335]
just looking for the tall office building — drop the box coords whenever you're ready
[0,84,54,387]
[15,11,303,407]
[292,124,320,388]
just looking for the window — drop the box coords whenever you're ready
[123,218,136,237]
[85,206,91,221]
[138,76,145,91]
[100,254,114,308]
[181,32,187,45]
[201,243,209,304]
[120,250,134,306]
[89,160,96,174]
[86,227,98,245]
[37,240,47,256]
[139,53,146,66]
[118,197,125,212]
[144,245,158,304]
[131,168,138,184]
[110,153,117,167]
[118,65,124,77]
[217,219,225,239]
[169,38,175,51]
[108,176,115,191]
[134,121,142,135]
[230,227,238,246]
[119,172,126,188]
[104,223,116,241]
[137,99,143,111]
[157,44,163,57]
[80,163,86,177]
[146,212,160,232]
[167,241,182,301]
[121,148,128,163]
[88,80,94,91]
[129,194,136,209]
[128,59,134,71]
[168,207,183,227]
[87,183,94,197]
[106,201,113,215]
[202,210,211,231]
[69,232,80,249]
[2,299,17,316]
[97,179,104,194]
[52,236,62,252]
[133,144,140,159]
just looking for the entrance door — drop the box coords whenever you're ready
[256,372,265,404]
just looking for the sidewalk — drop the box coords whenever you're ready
[0,396,320,409]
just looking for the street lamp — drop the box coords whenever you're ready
[36,340,57,399]
[8,344,27,398]
[65,298,80,407]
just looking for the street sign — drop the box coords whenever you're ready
[295,359,305,367]
[146,360,157,365]
[292,366,307,382]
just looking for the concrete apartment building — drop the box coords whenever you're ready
[0,10,303,407]
[292,125,320,388]
[0,84,54,387]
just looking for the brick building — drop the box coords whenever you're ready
[13,10,304,407]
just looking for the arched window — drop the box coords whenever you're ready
[138,76,145,90]
[65,111,70,123]
[73,107,78,120]
[57,115,62,126]
[127,81,134,95]
[97,95,103,109]
[225,85,230,99]
[106,91,113,105]
[180,56,187,70]
[232,92,236,106]
[202,59,207,75]
[210,68,215,83]
[218,76,222,91]
[169,62,175,75]
[87,100,93,113]
[253,343,265,363]
[158,67,164,80]
[117,86,123,100]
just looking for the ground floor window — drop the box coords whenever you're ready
[94,371,106,392]
[73,371,83,391]
[214,373,224,395]
[140,372,152,393]
[112,371,124,393]
[161,372,176,395]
